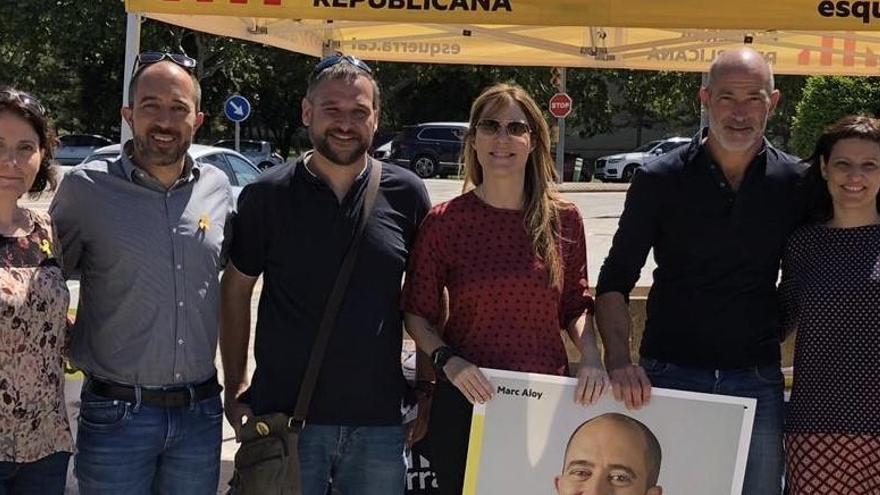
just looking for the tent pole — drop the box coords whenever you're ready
[700,72,709,129]
[555,67,566,183]
[121,13,142,144]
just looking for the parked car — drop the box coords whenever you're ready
[55,134,114,167]
[389,122,468,178]
[371,140,392,161]
[82,143,261,203]
[594,137,690,182]
[213,139,284,170]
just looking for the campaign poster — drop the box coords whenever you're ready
[463,368,755,495]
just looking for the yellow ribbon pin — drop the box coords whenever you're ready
[197,215,210,232]
[39,239,53,258]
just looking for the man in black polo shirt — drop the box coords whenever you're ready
[595,48,807,495]
[219,56,430,494]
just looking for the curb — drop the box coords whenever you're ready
[557,183,630,193]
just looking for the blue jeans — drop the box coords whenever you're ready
[0,452,70,495]
[298,424,406,495]
[641,357,784,495]
[74,386,223,495]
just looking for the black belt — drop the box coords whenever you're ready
[85,376,222,408]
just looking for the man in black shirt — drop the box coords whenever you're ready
[595,48,806,495]
[220,56,430,494]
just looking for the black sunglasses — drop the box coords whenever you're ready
[134,51,197,73]
[475,119,532,138]
[311,55,372,79]
[0,89,47,117]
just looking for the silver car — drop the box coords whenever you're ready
[55,134,113,167]
[594,137,690,183]
[213,139,284,170]
[81,143,261,204]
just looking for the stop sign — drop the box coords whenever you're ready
[549,92,572,119]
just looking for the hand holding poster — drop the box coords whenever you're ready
[463,369,756,495]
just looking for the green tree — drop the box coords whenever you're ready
[566,70,614,138]
[790,76,880,157]
[766,75,806,151]
[609,70,701,146]
[226,45,314,157]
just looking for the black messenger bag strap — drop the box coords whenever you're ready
[291,159,383,427]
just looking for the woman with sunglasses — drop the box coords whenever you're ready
[779,115,880,494]
[0,87,71,493]
[402,83,606,494]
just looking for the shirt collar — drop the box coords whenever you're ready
[119,140,201,186]
[687,127,770,166]
[299,150,371,185]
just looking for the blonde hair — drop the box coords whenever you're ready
[461,83,569,289]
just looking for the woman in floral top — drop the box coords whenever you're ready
[0,87,71,494]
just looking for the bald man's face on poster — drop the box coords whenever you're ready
[462,370,755,494]
[554,415,662,495]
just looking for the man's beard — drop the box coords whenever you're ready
[132,128,190,167]
[709,114,767,153]
[310,126,370,167]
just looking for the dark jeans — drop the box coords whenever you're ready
[0,452,70,495]
[74,386,223,495]
[298,424,406,495]
[641,357,785,495]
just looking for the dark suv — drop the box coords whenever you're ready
[389,122,468,178]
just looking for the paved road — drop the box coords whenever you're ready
[25,178,655,493]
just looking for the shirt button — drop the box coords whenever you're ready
[176,264,182,270]
[171,228,177,234]
[178,339,184,345]
[178,301,184,307]
[175,373,181,380]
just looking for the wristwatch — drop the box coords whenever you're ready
[431,345,457,376]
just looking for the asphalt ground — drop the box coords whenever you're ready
[23,178,650,493]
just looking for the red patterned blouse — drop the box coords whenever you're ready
[402,192,594,376]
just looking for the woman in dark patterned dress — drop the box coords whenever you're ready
[0,87,71,494]
[401,83,607,495]
[780,115,880,494]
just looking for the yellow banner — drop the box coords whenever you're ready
[128,0,880,30]
[143,13,880,76]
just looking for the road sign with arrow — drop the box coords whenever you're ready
[224,95,251,123]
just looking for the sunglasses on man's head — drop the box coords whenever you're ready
[0,89,47,117]
[134,51,197,73]
[475,119,532,138]
[311,55,373,79]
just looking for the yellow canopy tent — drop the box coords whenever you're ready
[125,0,880,75]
